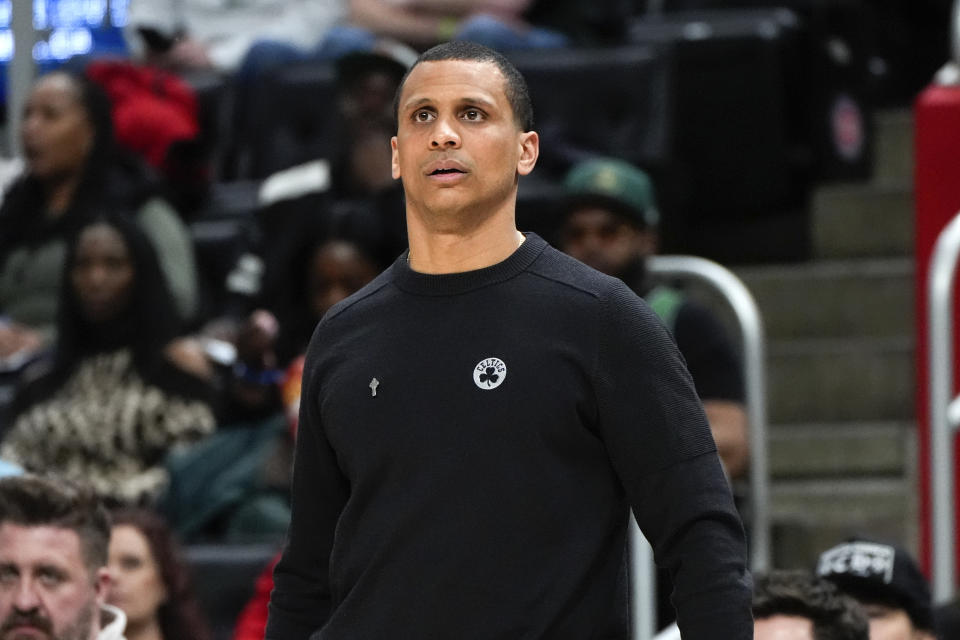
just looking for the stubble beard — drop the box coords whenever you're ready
[413,179,518,237]
[57,598,96,640]
[1,596,98,640]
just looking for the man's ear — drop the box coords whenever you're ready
[94,566,110,605]
[391,137,401,180]
[517,131,539,177]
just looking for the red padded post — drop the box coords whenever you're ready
[915,81,960,577]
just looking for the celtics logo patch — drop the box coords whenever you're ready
[473,357,507,390]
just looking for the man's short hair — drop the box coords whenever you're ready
[0,475,111,575]
[753,570,869,640]
[393,41,534,132]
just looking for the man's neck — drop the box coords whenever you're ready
[406,210,525,274]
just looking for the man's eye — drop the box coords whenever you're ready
[462,110,483,121]
[413,110,434,122]
[38,568,64,586]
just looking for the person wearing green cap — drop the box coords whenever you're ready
[559,157,749,483]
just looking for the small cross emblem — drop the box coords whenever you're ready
[369,378,379,397]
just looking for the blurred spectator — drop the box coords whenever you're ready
[754,569,869,640]
[1,212,215,505]
[84,60,210,219]
[0,474,127,639]
[214,226,384,426]
[108,507,212,640]
[273,234,384,367]
[205,51,406,425]
[347,0,569,51]
[0,71,198,368]
[124,0,367,77]
[337,50,409,131]
[220,232,383,639]
[254,50,409,280]
[84,62,200,178]
[159,229,381,545]
[557,157,749,481]
[817,539,936,640]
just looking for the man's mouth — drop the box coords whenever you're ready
[429,168,465,176]
[0,614,52,637]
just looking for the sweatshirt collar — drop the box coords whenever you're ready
[392,232,547,296]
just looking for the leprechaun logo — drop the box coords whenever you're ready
[473,357,507,390]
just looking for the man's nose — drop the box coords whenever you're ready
[430,116,461,148]
[12,579,41,612]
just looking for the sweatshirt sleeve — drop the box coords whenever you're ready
[594,281,753,639]
[265,331,349,639]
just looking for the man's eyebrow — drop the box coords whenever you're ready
[458,96,497,109]
[402,97,434,112]
[401,95,498,111]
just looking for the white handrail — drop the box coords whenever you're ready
[8,0,36,157]
[630,515,657,639]
[926,211,960,602]
[647,255,770,572]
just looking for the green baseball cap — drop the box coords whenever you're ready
[563,157,659,228]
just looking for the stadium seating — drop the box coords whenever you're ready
[227,62,339,181]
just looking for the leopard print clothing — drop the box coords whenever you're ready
[1,349,215,503]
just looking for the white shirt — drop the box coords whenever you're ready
[98,604,127,640]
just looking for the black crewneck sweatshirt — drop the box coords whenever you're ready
[267,233,752,639]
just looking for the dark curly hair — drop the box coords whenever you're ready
[110,507,212,640]
[753,570,869,640]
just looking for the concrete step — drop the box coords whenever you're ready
[872,109,914,189]
[768,421,911,479]
[811,183,913,259]
[769,477,917,569]
[766,336,914,423]
[733,257,914,340]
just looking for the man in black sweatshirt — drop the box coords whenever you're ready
[266,40,753,639]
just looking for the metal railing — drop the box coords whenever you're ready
[630,255,769,638]
[927,211,960,602]
[7,1,36,157]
